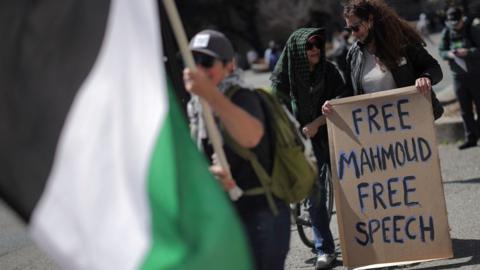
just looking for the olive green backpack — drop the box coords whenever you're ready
[224,86,317,214]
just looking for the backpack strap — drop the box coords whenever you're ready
[223,86,279,215]
[224,135,279,215]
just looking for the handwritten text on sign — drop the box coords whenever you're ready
[327,87,452,268]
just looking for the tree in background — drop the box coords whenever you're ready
[178,0,262,66]
[176,0,344,67]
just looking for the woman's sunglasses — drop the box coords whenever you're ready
[193,53,216,68]
[345,21,362,33]
[306,35,323,50]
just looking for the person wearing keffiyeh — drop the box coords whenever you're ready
[186,29,291,270]
[270,28,347,269]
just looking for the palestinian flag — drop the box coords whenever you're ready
[0,0,252,269]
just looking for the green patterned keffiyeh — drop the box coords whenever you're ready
[270,28,326,126]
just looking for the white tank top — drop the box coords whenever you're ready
[361,50,397,93]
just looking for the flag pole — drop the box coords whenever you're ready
[162,0,242,200]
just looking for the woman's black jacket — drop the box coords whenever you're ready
[343,41,444,120]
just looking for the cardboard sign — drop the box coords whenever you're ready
[327,86,453,269]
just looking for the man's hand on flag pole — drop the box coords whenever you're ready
[210,165,238,191]
[183,67,218,102]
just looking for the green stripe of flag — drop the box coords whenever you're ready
[141,81,253,270]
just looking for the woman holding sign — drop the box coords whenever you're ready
[322,0,444,119]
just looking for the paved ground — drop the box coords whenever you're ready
[0,201,58,269]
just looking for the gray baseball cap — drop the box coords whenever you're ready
[189,30,235,61]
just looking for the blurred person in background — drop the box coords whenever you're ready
[417,12,435,44]
[439,6,480,150]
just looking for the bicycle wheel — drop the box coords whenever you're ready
[324,167,335,222]
[295,201,315,248]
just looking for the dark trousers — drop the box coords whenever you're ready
[308,143,335,255]
[454,75,480,142]
[239,202,291,270]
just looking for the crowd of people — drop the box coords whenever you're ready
[182,0,478,269]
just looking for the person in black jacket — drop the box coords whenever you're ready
[439,6,480,149]
[322,0,444,121]
[271,28,347,270]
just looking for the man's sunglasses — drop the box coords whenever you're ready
[193,53,217,68]
[345,21,362,33]
[306,35,323,50]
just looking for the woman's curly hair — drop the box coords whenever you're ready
[344,0,425,69]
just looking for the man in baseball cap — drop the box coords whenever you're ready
[184,29,292,270]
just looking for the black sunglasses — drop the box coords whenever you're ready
[193,53,216,68]
[345,21,362,33]
[306,35,323,50]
